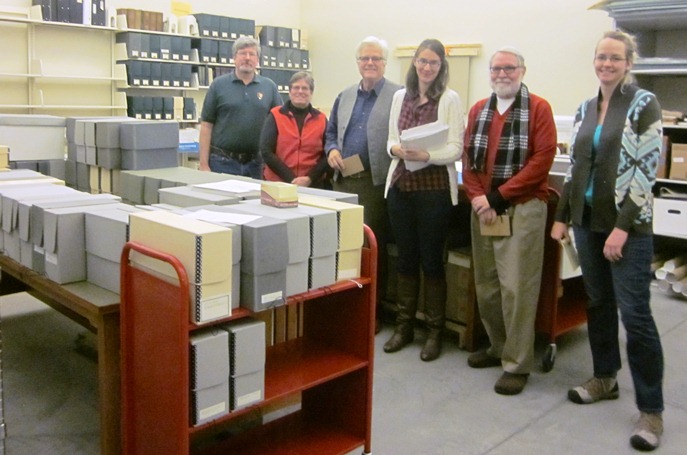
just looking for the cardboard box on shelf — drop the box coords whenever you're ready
[669,143,687,181]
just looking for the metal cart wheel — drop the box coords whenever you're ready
[542,343,557,372]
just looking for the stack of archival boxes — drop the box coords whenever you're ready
[0,170,128,282]
[65,117,179,194]
[123,180,363,426]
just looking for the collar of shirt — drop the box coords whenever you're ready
[358,77,386,96]
[231,71,257,85]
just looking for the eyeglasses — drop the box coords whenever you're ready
[357,56,384,63]
[595,55,626,63]
[489,66,521,75]
[290,85,311,92]
[236,50,258,58]
[415,58,441,68]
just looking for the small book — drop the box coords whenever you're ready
[340,154,365,177]
[479,215,511,236]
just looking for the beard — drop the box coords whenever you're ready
[491,79,520,98]
[236,64,256,76]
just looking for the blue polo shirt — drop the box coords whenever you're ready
[201,72,282,156]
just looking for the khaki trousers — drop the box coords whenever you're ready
[470,198,546,374]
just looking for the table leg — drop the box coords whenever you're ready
[98,311,121,455]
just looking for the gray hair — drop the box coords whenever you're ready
[289,71,315,92]
[355,36,389,61]
[490,46,526,68]
[233,36,260,58]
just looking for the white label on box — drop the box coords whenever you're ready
[261,290,283,305]
[236,390,262,408]
[674,157,685,163]
[199,401,226,421]
[196,295,231,323]
[338,268,357,280]
[448,251,471,268]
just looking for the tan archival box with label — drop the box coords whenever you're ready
[128,210,233,323]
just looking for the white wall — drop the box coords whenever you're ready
[302,0,613,117]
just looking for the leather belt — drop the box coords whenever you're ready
[211,145,254,164]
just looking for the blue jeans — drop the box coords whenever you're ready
[209,153,262,179]
[573,224,664,413]
[387,187,452,279]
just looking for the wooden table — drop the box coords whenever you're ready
[0,254,121,455]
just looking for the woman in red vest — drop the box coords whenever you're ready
[260,72,330,188]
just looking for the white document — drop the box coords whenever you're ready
[194,180,261,194]
[400,121,449,172]
[183,209,261,225]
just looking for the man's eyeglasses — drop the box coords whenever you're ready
[357,56,384,63]
[415,58,441,68]
[594,55,626,63]
[236,50,258,58]
[489,66,521,75]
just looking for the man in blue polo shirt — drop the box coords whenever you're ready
[199,36,282,178]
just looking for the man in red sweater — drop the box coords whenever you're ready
[462,47,557,395]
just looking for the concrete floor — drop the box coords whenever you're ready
[1,284,686,455]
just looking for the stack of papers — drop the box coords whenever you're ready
[400,121,449,172]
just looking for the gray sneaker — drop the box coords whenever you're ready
[568,377,619,404]
[630,412,663,451]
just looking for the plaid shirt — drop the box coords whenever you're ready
[391,93,449,191]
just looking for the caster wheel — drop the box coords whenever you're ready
[542,344,557,372]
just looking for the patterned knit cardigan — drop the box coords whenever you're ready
[555,84,662,234]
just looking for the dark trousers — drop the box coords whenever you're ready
[573,224,664,413]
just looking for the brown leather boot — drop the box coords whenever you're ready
[420,276,446,361]
[383,274,419,353]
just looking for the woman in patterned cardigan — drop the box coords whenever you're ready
[551,30,665,452]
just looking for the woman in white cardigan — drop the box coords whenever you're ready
[383,38,465,361]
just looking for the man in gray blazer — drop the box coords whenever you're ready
[325,36,402,333]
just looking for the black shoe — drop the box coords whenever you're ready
[467,351,501,368]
